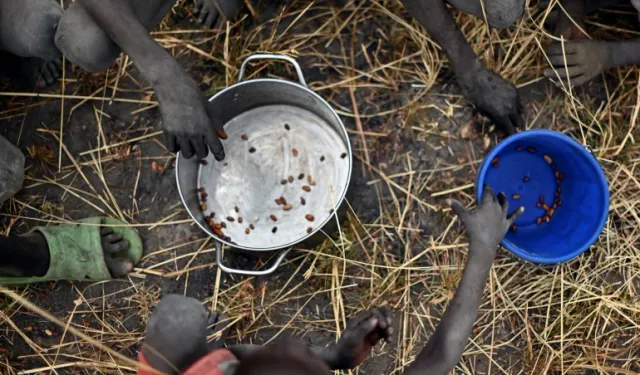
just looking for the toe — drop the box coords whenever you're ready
[104,239,130,254]
[198,8,210,24]
[100,227,114,236]
[205,11,219,28]
[105,257,133,278]
[41,65,53,86]
[102,233,123,244]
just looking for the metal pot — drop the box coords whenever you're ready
[176,54,352,276]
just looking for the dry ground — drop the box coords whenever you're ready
[0,0,639,374]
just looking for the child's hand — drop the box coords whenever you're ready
[447,184,524,253]
[332,307,393,369]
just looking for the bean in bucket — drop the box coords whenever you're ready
[475,130,609,264]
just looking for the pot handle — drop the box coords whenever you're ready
[215,242,292,276]
[238,54,307,87]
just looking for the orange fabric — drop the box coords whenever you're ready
[137,348,237,375]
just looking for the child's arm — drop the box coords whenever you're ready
[402,186,524,375]
[228,307,393,370]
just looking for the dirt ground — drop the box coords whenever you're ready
[1,0,639,374]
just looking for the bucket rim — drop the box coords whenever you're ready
[475,129,610,264]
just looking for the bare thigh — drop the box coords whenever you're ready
[54,0,177,73]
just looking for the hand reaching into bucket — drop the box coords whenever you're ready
[447,185,524,253]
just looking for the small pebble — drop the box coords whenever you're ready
[209,212,215,219]
[201,159,208,165]
[249,147,256,153]
[302,185,311,192]
[234,206,239,213]
[238,217,243,224]
[543,154,553,164]
[527,146,536,153]
[548,208,555,216]
[199,187,206,193]
[544,215,551,223]
[320,156,325,162]
[250,224,255,230]
[557,200,562,206]
[281,179,288,185]
[536,202,542,208]
[241,134,248,141]
[491,156,499,168]
[510,225,517,233]
[341,153,347,159]
[305,214,315,221]
[227,216,235,222]
[283,204,292,211]
[275,198,282,205]
[245,228,250,234]
[292,148,299,157]
[543,203,551,211]
[306,227,313,234]
[285,124,290,131]
[200,203,207,212]
[523,176,530,183]
[221,222,227,228]
[288,176,294,183]
[298,173,305,180]
[272,227,278,233]
[512,194,521,200]
[537,217,543,225]
[280,197,288,205]
[270,214,277,221]
[301,197,306,205]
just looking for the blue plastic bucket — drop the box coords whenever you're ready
[475,130,609,264]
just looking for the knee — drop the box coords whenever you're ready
[54,4,119,72]
[485,0,525,29]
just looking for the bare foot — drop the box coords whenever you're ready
[99,227,134,277]
[20,57,63,88]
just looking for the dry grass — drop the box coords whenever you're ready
[0,0,639,374]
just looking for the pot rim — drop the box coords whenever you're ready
[176,78,353,252]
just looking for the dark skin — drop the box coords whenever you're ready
[404,186,523,375]
[191,0,526,135]
[401,0,525,135]
[141,186,524,375]
[142,294,393,374]
[544,0,640,86]
[0,0,240,279]
[0,0,63,87]
[55,0,230,161]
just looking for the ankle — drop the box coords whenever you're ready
[0,232,50,277]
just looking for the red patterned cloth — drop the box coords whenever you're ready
[137,347,238,375]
